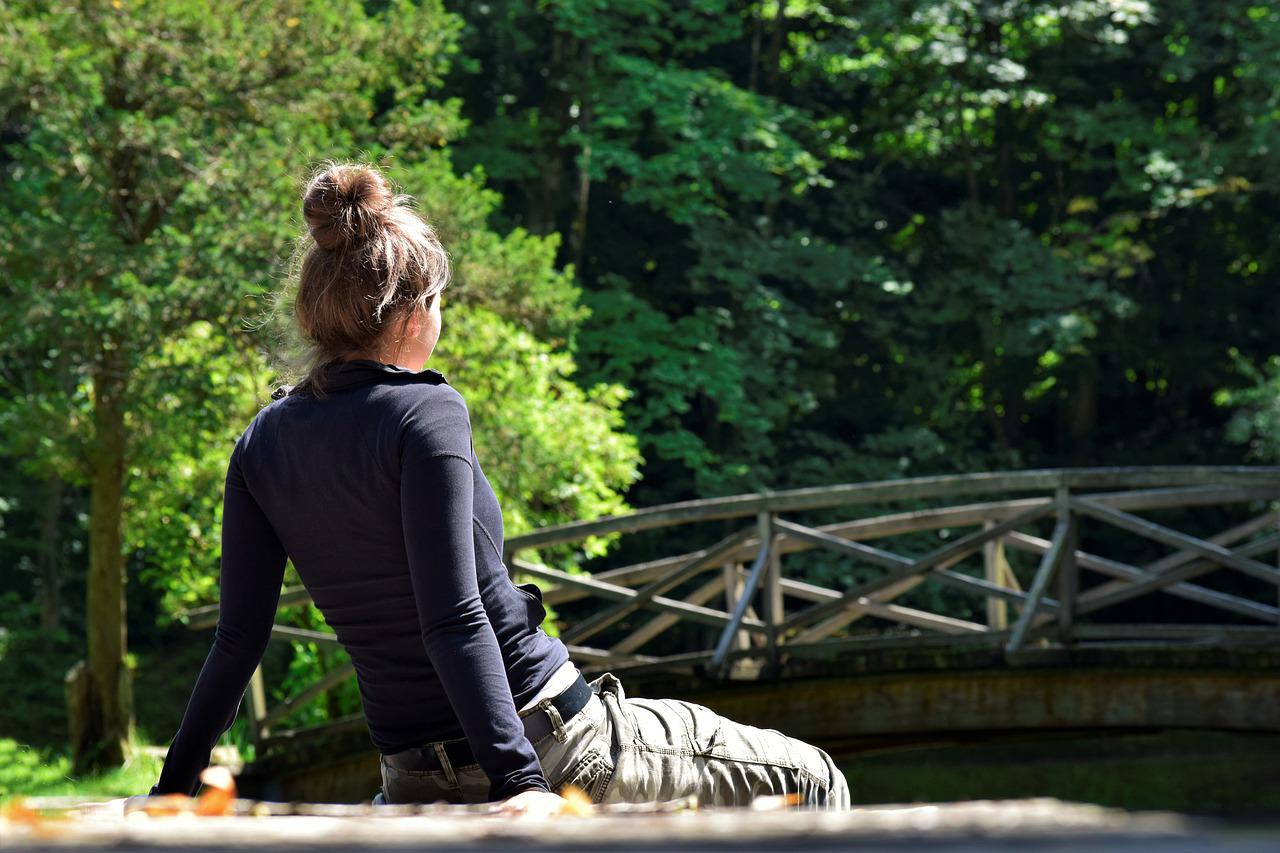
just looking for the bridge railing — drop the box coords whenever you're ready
[506,467,1280,678]
[183,467,1280,745]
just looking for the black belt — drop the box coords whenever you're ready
[381,672,593,773]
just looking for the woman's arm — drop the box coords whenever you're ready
[400,387,550,801]
[151,435,288,796]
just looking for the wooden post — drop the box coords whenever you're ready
[722,562,736,610]
[710,512,773,673]
[244,665,268,743]
[982,520,1008,630]
[764,516,782,670]
[722,562,749,652]
[1056,487,1078,644]
[1006,498,1071,657]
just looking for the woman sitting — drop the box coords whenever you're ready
[149,163,851,814]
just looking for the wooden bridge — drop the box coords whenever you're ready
[184,467,1280,803]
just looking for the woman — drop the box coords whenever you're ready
[148,163,850,813]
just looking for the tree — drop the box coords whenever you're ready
[447,0,1280,501]
[2,0,644,762]
[1217,351,1280,463]
[0,0,461,771]
[448,1,843,503]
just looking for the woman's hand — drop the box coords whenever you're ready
[105,795,151,816]
[497,789,566,818]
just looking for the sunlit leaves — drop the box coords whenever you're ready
[429,305,641,564]
[1216,350,1280,462]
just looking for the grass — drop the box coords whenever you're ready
[0,738,163,802]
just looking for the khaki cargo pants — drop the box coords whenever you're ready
[380,672,851,809]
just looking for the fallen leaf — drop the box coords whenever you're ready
[195,766,237,816]
[3,799,42,827]
[750,792,802,811]
[558,785,593,817]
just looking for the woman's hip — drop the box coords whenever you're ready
[378,672,606,805]
[379,671,849,810]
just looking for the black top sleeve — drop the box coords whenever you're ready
[398,387,549,800]
[152,434,288,796]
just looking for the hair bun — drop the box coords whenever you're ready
[302,163,394,252]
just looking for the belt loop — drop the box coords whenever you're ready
[543,700,568,743]
[597,671,634,746]
[597,671,625,701]
[433,742,459,789]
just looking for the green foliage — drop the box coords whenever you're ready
[0,740,71,798]
[0,738,164,799]
[127,323,274,615]
[577,54,825,226]
[447,0,1280,514]
[310,151,590,345]
[0,614,80,750]
[576,276,749,495]
[1216,350,1280,461]
[431,305,641,554]
[273,604,361,730]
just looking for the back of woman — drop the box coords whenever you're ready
[147,162,850,814]
[246,365,567,753]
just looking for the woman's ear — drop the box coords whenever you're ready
[404,305,424,338]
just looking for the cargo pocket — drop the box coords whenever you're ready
[679,701,724,757]
[552,748,614,804]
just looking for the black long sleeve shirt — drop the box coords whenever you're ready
[152,359,569,801]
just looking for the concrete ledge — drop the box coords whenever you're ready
[4,797,1222,851]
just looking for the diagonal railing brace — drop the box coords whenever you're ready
[710,512,773,673]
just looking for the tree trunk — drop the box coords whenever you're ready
[747,8,762,93]
[38,472,64,637]
[761,10,788,97]
[996,104,1015,218]
[526,28,573,236]
[72,347,133,773]
[568,49,594,277]
[1065,357,1099,460]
